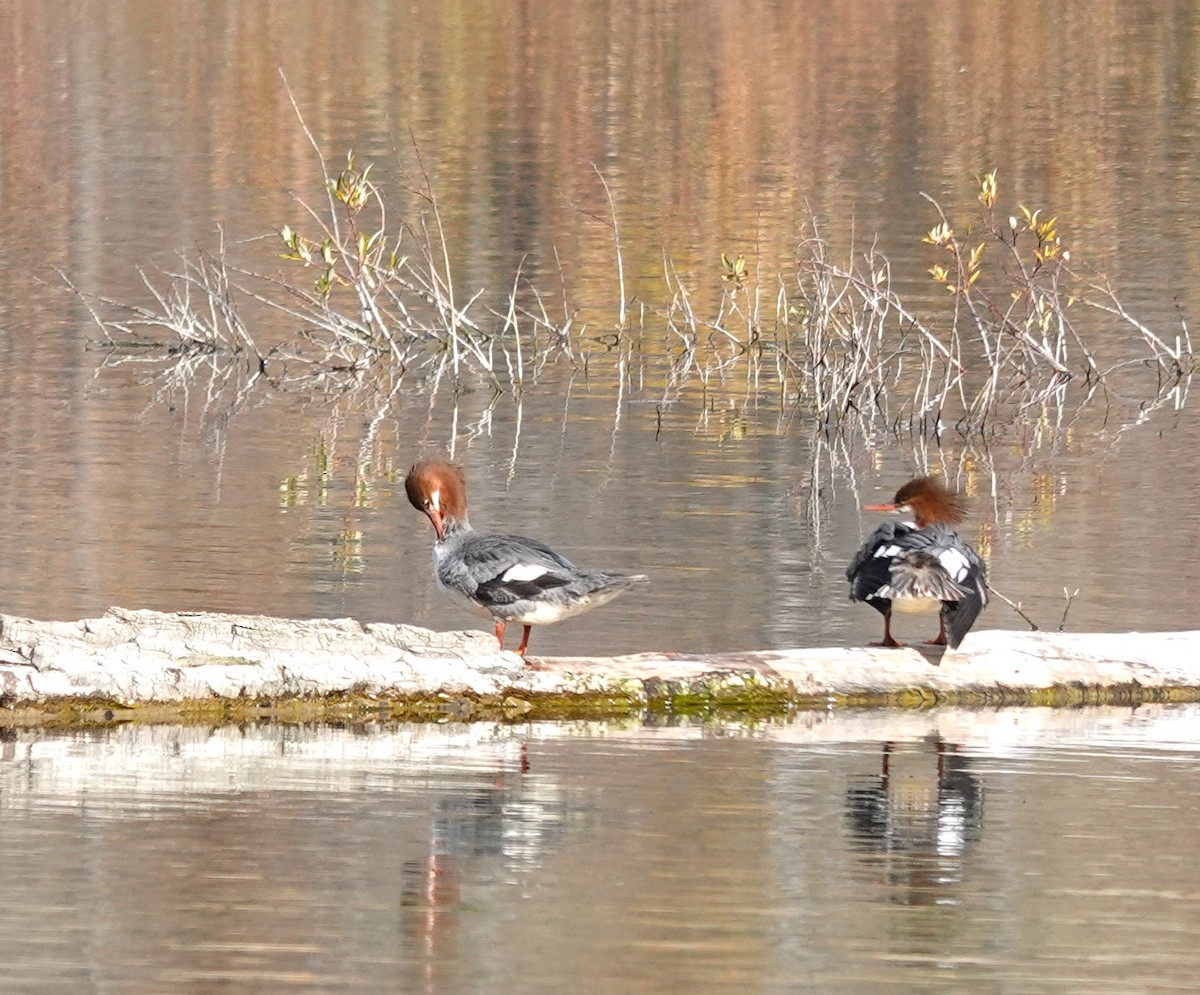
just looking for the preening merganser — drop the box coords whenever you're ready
[405,460,648,657]
[847,476,987,649]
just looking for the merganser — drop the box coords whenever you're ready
[405,460,648,657]
[847,476,987,649]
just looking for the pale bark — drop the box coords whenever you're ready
[0,608,1196,711]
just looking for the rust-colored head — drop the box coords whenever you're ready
[405,460,470,540]
[865,476,968,528]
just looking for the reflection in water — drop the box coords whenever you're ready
[2,708,1200,991]
[400,743,569,990]
[844,734,984,964]
[842,736,986,975]
[845,737,984,905]
[0,724,573,992]
[402,852,462,983]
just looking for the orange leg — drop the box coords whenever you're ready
[869,612,904,648]
[494,619,506,648]
[516,624,533,656]
[925,615,948,646]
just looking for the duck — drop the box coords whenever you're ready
[405,459,648,657]
[847,476,987,649]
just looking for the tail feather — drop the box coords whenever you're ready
[874,551,968,602]
[592,572,649,591]
[570,571,648,605]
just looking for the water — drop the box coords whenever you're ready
[0,0,1198,653]
[2,706,1199,992]
[2,4,1200,984]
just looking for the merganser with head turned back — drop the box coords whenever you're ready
[405,460,648,657]
[847,476,987,649]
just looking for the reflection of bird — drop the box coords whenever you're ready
[845,738,984,907]
[847,477,987,648]
[405,460,647,657]
[400,742,548,977]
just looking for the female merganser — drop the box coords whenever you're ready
[847,476,987,649]
[405,460,648,657]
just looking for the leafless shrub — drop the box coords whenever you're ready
[67,155,1191,446]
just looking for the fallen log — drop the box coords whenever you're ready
[0,607,1197,722]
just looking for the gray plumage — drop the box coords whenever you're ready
[434,529,646,625]
[406,458,647,655]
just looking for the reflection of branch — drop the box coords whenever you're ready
[603,350,627,486]
[353,376,407,505]
[91,331,266,435]
[506,396,524,487]
[1075,272,1192,376]
[591,163,627,331]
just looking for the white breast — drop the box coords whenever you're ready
[891,596,943,615]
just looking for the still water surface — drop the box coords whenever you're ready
[2,706,1199,993]
[1,1,1199,652]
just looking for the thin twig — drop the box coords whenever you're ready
[988,585,1040,631]
[1058,586,1080,632]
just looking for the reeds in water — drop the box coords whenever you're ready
[70,157,1192,443]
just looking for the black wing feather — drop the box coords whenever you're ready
[941,574,988,649]
[848,522,918,608]
[475,570,573,606]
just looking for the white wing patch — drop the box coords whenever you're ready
[875,544,902,557]
[937,547,971,582]
[501,563,550,583]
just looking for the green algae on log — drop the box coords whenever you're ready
[0,607,1198,724]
